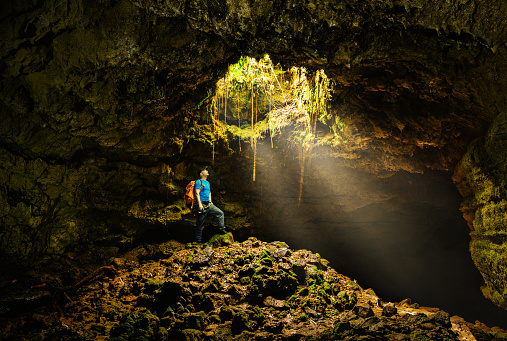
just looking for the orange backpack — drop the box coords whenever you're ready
[184,180,202,209]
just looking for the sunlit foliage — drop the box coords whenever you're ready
[208,55,339,202]
[211,55,333,143]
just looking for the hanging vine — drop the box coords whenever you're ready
[208,55,337,204]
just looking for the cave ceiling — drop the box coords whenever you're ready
[1,0,505,170]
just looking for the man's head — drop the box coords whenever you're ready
[199,165,209,178]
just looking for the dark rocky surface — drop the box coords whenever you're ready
[3,236,505,340]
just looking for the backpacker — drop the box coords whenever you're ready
[184,180,202,210]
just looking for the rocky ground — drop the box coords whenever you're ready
[1,235,506,340]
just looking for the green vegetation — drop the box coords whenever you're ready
[146,279,165,287]
[410,331,432,340]
[258,250,274,266]
[212,56,334,144]
[109,311,161,341]
[203,55,346,204]
[456,127,507,309]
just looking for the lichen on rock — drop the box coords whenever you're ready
[454,110,507,309]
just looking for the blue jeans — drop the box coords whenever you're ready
[195,203,225,242]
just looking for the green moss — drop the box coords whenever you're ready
[318,288,329,300]
[110,311,161,340]
[410,331,431,340]
[320,258,330,268]
[333,291,357,311]
[164,306,174,317]
[146,279,165,287]
[234,255,245,265]
[349,281,361,290]
[258,250,274,266]
[252,306,265,321]
[349,292,357,306]
[416,313,428,321]
[456,129,507,310]
[275,241,290,249]
[248,274,265,298]
[297,287,309,296]
[314,322,356,340]
[207,232,234,246]
[287,294,299,306]
[260,257,273,267]
[471,238,507,307]
[306,268,325,287]
[259,250,271,259]
[475,200,507,232]
[159,327,168,340]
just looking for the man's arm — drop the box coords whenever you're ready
[209,189,212,205]
[195,181,203,211]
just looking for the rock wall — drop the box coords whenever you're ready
[453,111,507,309]
[0,0,234,266]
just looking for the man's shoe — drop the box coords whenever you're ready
[219,228,228,235]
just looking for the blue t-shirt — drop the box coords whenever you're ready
[195,179,210,202]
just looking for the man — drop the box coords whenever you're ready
[194,165,227,243]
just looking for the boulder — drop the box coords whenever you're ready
[353,303,374,318]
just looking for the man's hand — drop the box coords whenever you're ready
[199,204,204,211]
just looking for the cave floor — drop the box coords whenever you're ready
[1,237,502,340]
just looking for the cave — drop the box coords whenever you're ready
[1,0,507,339]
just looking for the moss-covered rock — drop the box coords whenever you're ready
[454,110,507,309]
[2,238,498,340]
[207,232,234,247]
[109,310,162,341]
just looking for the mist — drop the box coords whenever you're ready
[236,139,507,328]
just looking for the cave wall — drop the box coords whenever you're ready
[453,110,507,309]
[0,0,237,266]
[1,0,507,308]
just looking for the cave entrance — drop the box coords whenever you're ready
[205,55,343,205]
